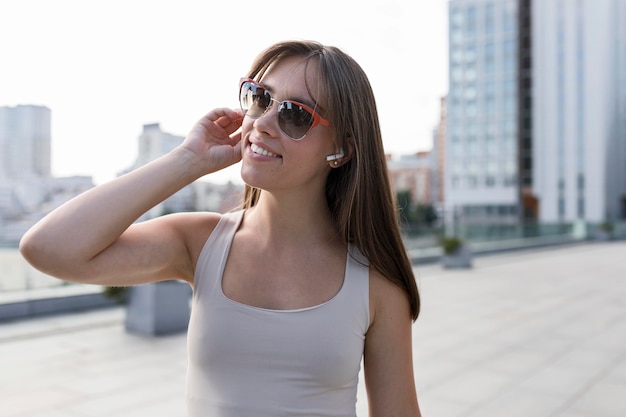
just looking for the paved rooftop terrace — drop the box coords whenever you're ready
[1,241,625,417]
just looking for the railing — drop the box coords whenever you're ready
[0,246,115,321]
[0,246,68,292]
[2,220,625,304]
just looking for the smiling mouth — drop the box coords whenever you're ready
[250,143,281,158]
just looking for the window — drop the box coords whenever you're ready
[452,141,464,156]
[451,48,463,64]
[467,6,477,38]
[503,2,517,34]
[484,42,495,74]
[503,118,516,135]
[504,158,516,175]
[504,78,517,95]
[487,137,497,153]
[451,65,464,82]
[485,3,495,35]
[504,97,517,114]
[468,139,480,155]
[464,85,477,100]
[465,65,477,81]
[485,96,496,115]
[466,46,477,63]
[465,101,478,117]
[451,9,464,28]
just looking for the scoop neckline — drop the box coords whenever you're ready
[217,210,349,313]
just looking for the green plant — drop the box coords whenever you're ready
[439,236,463,255]
[600,222,614,233]
[102,286,128,304]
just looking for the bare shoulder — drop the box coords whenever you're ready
[368,268,412,327]
[156,211,224,264]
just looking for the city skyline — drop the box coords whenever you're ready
[0,0,449,185]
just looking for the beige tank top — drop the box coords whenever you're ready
[186,210,370,417]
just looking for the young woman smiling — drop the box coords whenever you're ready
[20,40,422,417]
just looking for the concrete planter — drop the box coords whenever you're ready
[125,281,191,336]
[442,245,473,269]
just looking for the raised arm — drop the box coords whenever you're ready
[19,108,243,286]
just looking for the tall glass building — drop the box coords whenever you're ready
[446,0,626,231]
[445,0,521,229]
[0,105,51,181]
[532,0,626,223]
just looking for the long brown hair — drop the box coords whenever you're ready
[241,41,420,320]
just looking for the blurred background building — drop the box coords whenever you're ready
[532,0,626,224]
[0,105,94,244]
[0,105,51,181]
[0,113,241,246]
[2,0,625,247]
[444,0,626,237]
[446,0,526,231]
[118,123,242,220]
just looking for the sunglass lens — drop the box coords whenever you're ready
[278,101,314,139]
[241,82,270,117]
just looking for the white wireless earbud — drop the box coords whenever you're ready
[325,150,345,162]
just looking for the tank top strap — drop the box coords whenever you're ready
[334,244,370,332]
[193,210,245,296]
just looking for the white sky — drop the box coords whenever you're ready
[1,0,449,185]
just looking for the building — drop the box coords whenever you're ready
[446,0,626,232]
[446,0,521,229]
[431,96,447,208]
[0,105,51,181]
[132,122,184,168]
[517,0,534,220]
[532,0,626,223]
[121,123,194,219]
[120,123,243,220]
[0,105,94,244]
[387,152,433,206]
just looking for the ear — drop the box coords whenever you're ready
[327,136,355,168]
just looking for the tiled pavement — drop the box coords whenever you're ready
[1,241,625,417]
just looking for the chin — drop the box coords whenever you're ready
[240,164,270,190]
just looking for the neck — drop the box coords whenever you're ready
[245,189,340,247]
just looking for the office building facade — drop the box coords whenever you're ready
[445,0,520,228]
[0,105,51,181]
[532,0,626,223]
[122,123,194,218]
[446,0,626,231]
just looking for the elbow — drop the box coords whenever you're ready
[20,228,99,284]
[19,228,73,280]
[19,228,42,268]
[19,228,57,276]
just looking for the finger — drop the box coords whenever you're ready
[198,115,241,141]
[216,115,243,133]
[206,107,240,123]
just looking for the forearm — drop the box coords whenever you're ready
[20,147,205,273]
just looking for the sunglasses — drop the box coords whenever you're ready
[239,78,331,141]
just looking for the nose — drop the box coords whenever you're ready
[253,98,280,136]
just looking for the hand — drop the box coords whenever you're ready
[179,108,244,175]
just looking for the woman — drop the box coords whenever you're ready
[20,40,422,416]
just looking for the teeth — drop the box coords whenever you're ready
[251,143,279,158]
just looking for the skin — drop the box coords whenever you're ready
[20,57,421,416]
